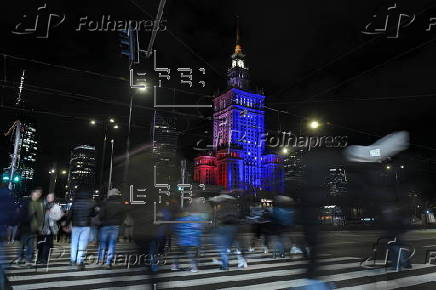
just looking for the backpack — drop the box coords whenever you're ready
[49,204,64,221]
[273,207,295,226]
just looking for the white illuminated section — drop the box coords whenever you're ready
[232,59,245,68]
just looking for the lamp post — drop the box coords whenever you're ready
[386,164,405,202]
[90,118,119,191]
[124,85,147,184]
[108,139,115,193]
[49,166,68,196]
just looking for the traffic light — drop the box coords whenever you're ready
[12,173,21,183]
[119,28,139,64]
[2,169,10,182]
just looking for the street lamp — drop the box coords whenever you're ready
[385,164,405,201]
[61,169,67,175]
[281,147,289,155]
[308,120,320,130]
[89,117,119,191]
[90,120,96,126]
[108,139,115,193]
[138,85,147,92]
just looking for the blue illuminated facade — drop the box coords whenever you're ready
[194,31,284,193]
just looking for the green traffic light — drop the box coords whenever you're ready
[2,176,9,181]
[13,176,20,183]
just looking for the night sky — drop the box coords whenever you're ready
[1,0,436,196]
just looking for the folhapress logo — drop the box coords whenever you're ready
[362,3,415,39]
[12,3,66,39]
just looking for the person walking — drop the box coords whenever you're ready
[70,186,96,270]
[171,204,206,273]
[15,188,44,267]
[123,214,134,243]
[213,194,247,270]
[37,193,63,264]
[7,203,20,244]
[0,184,15,289]
[97,188,126,269]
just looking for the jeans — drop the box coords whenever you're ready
[89,227,97,243]
[98,226,120,265]
[215,225,237,269]
[7,225,18,242]
[71,227,91,264]
[18,233,35,263]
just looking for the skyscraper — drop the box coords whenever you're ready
[152,111,179,184]
[19,121,38,183]
[327,166,348,198]
[67,145,96,198]
[194,25,284,193]
[2,120,38,196]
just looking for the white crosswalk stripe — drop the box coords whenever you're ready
[3,242,436,290]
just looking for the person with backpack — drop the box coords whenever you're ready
[37,193,63,264]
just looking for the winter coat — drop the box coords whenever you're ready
[173,213,204,247]
[272,207,295,227]
[18,199,44,234]
[71,191,96,227]
[99,196,126,226]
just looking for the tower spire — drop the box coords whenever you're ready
[235,16,242,54]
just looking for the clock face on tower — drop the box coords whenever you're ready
[232,59,245,68]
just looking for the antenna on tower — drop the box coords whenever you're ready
[235,15,240,46]
[16,69,25,106]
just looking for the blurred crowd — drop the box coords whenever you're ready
[0,131,413,289]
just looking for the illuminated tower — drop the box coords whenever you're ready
[193,22,284,193]
[213,25,265,191]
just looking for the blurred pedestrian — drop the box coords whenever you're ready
[212,194,247,270]
[123,214,134,243]
[0,184,15,289]
[69,186,96,270]
[15,188,44,266]
[97,188,126,269]
[271,195,295,258]
[7,203,20,244]
[171,203,206,272]
[37,193,63,264]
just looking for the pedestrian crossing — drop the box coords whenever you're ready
[2,242,436,289]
